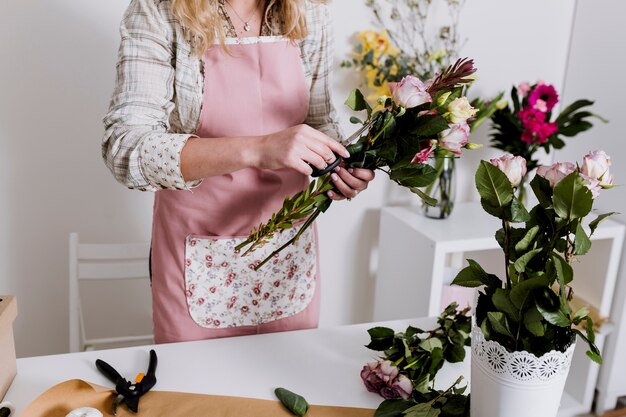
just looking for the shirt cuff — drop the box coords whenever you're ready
[138,132,202,191]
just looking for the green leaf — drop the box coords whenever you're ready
[452,262,500,288]
[403,403,441,417]
[550,253,574,285]
[410,187,438,206]
[572,306,590,324]
[480,199,504,219]
[492,289,519,321]
[345,89,372,114]
[487,312,514,337]
[536,304,570,327]
[366,327,395,350]
[555,99,594,126]
[510,276,549,309]
[510,197,531,223]
[589,212,618,236]
[374,399,415,417]
[391,164,438,188]
[444,342,466,363]
[530,175,552,209]
[515,226,540,253]
[575,221,592,256]
[475,161,514,209]
[275,388,310,417]
[514,248,542,273]
[523,306,545,337]
[419,337,443,352]
[349,116,364,124]
[411,114,450,137]
[553,173,593,220]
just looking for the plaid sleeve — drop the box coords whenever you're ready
[101,0,201,192]
[302,2,344,141]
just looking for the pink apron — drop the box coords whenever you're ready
[151,37,321,344]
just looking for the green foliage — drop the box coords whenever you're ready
[365,303,471,396]
[451,159,611,363]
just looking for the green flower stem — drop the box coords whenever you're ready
[503,219,512,289]
[252,204,326,271]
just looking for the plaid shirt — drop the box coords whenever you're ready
[102,0,342,191]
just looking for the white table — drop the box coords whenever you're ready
[5,318,469,415]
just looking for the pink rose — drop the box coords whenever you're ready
[580,174,601,199]
[438,122,470,155]
[391,75,432,109]
[490,154,527,188]
[581,150,614,187]
[360,360,413,400]
[411,147,434,164]
[536,162,576,188]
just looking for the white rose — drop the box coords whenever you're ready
[447,97,478,124]
[581,150,614,187]
[391,75,432,109]
[490,154,527,188]
[536,162,577,188]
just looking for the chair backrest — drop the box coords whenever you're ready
[69,233,153,352]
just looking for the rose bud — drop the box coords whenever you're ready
[447,97,479,124]
[490,154,527,188]
[360,360,413,400]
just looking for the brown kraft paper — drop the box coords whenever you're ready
[20,380,375,417]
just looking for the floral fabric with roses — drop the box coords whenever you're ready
[184,226,316,329]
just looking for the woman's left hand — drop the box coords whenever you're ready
[327,167,376,201]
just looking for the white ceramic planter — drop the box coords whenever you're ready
[470,326,575,417]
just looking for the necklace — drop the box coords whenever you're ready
[224,0,262,32]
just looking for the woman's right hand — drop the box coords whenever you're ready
[256,125,350,176]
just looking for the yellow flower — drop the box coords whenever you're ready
[368,82,392,104]
[357,29,400,60]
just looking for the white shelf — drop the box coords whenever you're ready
[374,202,625,417]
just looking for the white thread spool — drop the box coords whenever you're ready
[66,408,103,417]
[0,402,15,417]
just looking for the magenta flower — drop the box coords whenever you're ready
[411,147,434,164]
[529,84,559,112]
[361,360,413,400]
[518,106,558,144]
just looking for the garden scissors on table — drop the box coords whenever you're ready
[95,349,158,415]
[310,119,375,177]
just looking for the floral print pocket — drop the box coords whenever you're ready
[184,225,317,329]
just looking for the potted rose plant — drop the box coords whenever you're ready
[452,151,615,417]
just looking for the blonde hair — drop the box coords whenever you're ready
[172,0,327,55]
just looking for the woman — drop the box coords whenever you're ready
[102,0,375,343]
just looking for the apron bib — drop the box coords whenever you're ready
[151,37,320,343]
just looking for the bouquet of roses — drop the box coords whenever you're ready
[490,81,606,191]
[236,58,480,269]
[452,150,616,363]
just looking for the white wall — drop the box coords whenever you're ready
[556,0,626,407]
[0,0,575,357]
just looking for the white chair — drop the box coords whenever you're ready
[69,233,154,352]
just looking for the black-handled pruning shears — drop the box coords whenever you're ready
[95,349,158,415]
[309,120,374,177]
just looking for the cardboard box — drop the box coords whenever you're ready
[0,296,17,401]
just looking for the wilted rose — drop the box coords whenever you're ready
[581,150,614,187]
[490,154,527,188]
[536,162,576,188]
[391,76,432,109]
[438,122,470,155]
[447,97,478,124]
[360,360,412,400]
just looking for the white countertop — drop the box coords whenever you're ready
[5,317,470,415]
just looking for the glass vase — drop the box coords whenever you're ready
[421,156,456,219]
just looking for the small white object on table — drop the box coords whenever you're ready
[5,318,469,415]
